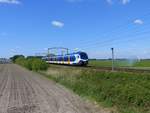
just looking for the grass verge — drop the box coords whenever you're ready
[40,65,150,113]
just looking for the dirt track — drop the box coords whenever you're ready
[0,64,108,113]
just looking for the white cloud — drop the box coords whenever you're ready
[106,0,130,5]
[65,0,83,3]
[51,21,64,28]
[134,19,144,25]
[106,0,113,4]
[0,0,20,4]
[121,0,130,5]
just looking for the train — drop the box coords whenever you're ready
[42,51,88,66]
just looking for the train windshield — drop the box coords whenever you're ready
[80,53,88,59]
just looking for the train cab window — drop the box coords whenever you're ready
[80,53,88,59]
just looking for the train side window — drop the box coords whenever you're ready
[58,57,62,61]
[58,57,60,61]
[60,57,62,61]
[64,56,68,61]
[70,56,76,61]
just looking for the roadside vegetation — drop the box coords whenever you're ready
[12,55,48,71]
[89,59,150,68]
[40,65,150,113]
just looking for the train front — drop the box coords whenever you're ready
[78,52,88,66]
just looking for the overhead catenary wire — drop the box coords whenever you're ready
[80,30,150,50]
[77,11,150,46]
[74,17,150,51]
[74,11,150,51]
[82,33,150,50]
[78,20,150,49]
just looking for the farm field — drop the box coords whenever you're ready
[89,59,150,68]
[40,64,150,113]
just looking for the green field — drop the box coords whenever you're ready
[40,65,150,113]
[89,59,150,68]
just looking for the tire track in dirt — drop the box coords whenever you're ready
[0,65,9,113]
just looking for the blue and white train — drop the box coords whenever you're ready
[42,51,88,66]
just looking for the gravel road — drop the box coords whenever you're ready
[0,64,109,113]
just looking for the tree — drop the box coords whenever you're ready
[10,55,25,63]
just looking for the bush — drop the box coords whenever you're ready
[15,57,26,66]
[15,57,48,71]
[31,58,48,71]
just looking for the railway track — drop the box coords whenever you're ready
[85,66,150,73]
[49,63,150,73]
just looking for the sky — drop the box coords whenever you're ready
[0,0,150,59]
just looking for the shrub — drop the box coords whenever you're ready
[15,57,48,71]
[31,58,48,71]
[15,57,26,66]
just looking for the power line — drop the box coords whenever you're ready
[78,20,150,49]
[80,29,150,50]
[79,15,149,44]
[76,11,150,47]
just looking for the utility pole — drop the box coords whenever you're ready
[111,48,115,71]
[48,48,50,57]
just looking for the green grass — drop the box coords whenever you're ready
[40,66,150,113]
[89,59,150,68]
[134,60,150,67]
[89,60,112,67]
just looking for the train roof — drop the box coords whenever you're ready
[43,51,87,58]
[66,51,87,55]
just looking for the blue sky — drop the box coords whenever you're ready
[0,0,150,59]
